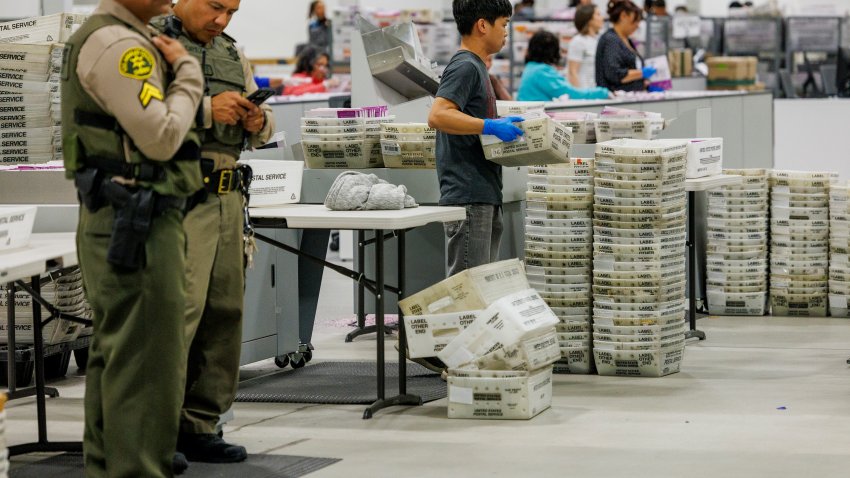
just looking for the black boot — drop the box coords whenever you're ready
[172,452,189,475]
[177,433,248,463]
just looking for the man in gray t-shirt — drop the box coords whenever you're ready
[436,50,501,206]
[429,0,522,277]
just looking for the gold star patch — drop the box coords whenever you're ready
[119,47,155,80]
[139,81,164,108]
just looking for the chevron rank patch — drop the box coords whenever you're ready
[139,81,163,108]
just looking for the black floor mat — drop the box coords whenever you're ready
[235,361,446,404]
[10,452,340,478]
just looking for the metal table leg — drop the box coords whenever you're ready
[8,275,82,456]
[686,191,706,341]
[363,229,421,419]
[345,230,396,342]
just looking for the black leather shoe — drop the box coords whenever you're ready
[177,433,248,463]
[172,452,189,475]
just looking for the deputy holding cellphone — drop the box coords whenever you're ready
[150,0,275,472]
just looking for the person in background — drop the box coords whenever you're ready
[649,0,669,16]
[485,54,513,100]
[308,0,330,53]
[283,46,331,95]
[595,0,655,92]
[569,0,593,7]
[675,5,689,13]
[428,0,520,277]
[568,4,604,89]
[514,0,535,20]
[518,30,610,101]
[151,0,275,471]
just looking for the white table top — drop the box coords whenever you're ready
[250,204,466,230]
[0,233,77,284]
[685,174,743,192]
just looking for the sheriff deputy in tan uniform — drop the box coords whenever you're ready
[61,0,205,476]
[150,0,274,468]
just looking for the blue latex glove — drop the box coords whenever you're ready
[483,117,524,142]
[255,76,271,88]
[647,85,664,93]
[641,66,657,79]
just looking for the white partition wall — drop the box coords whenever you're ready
[774,99,850,179]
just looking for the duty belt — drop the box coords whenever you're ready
[201,159,240,195]
[75,109,201,181]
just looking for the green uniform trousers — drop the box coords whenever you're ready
[180,191,245,434]
[78,205,188,478]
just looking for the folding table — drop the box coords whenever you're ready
[249,204,465,418]
[2,232,86,455]
[684,174,743,340]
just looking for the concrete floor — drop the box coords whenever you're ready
[6,254,850,477]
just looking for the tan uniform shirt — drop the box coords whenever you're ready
[76,0,203,162]
[199,49,276,171]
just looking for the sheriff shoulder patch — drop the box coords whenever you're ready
[119,47,155,80]
[139,81,164,108]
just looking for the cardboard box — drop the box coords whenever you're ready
[399,258,530,316]
[447,367,553,419]
[0,13,89,45]
[685,138,723,179]
[667,48,693,78]
[480,113,573,167]
[237,159,304,207]
[403,310,482,359]
[706,81,765,91]
[706,56,757,81]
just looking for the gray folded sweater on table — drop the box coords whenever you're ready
[324,171,418,211]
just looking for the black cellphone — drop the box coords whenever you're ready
[163,15,183,39]
[246,87,276,105]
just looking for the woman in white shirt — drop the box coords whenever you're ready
[567,4,604,89]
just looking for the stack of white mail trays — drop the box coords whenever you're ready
[705,169,769,315]
[0,43,62,165]
[828,182,850,317]
[0,14,87,166]
[400,259,560,419]
[380,123,436,169]
[300,107,393,169]
[769,170,835,317]
[0,269,87,346]
[591,139,688,377]
[524,158,594,374]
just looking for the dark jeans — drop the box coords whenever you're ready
[444,204,503,277]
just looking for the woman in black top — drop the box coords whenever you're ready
[595,0,656,92]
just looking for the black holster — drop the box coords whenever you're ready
[74,168,106,212]
[106,185,155,271]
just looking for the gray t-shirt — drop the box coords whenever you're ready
[435,50,501,206]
